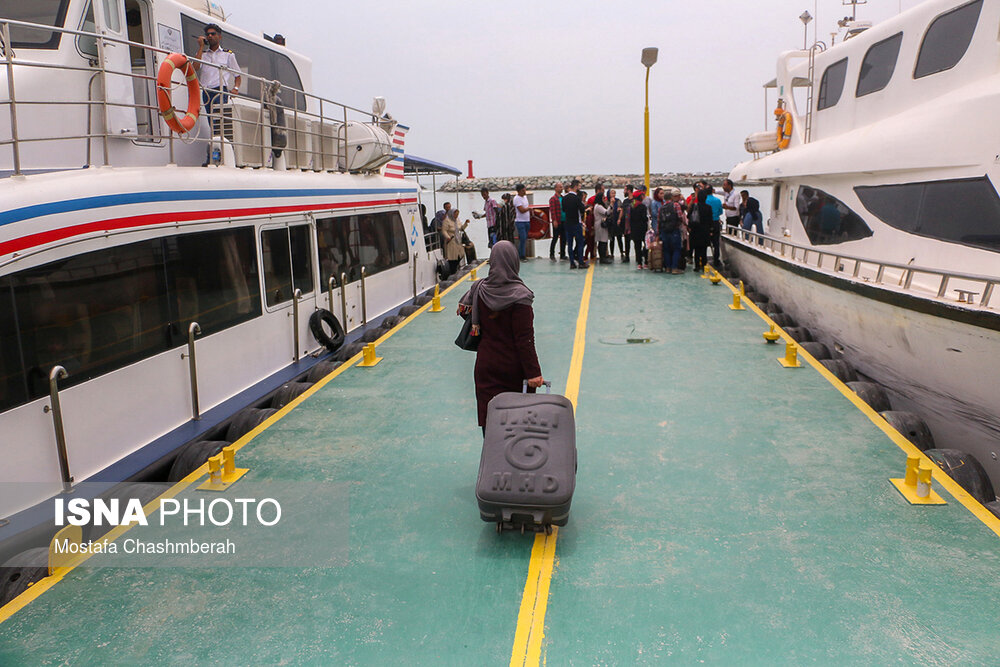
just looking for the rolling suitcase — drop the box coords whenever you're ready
[647,241,663,272]
[476,382,576,533]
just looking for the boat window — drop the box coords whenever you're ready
[316,211,409,284]
[10,239,172,405]
[816,58,848,111]
[261,228,293,307]
[180,15,306,111]
[0,0,71,50]
[163,228,261,338]
[795,186,873,245]
[855,176,1000,252]
[856,32,903,97]
[289,224,314,296]
[0,281,26,411]
[914,0,982,79]
[77,1,98,57]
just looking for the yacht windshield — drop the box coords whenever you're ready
[0,0,71,50]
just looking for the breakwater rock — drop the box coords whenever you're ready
[439,172,768,193]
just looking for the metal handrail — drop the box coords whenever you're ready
[0,18,396,174]
[45,366,73,493]
[292,288,303,360]
[181,322,202,420]
[360,266,368,326]
[724,225,999,308]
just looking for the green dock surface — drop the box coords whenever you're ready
[2,261,999,665]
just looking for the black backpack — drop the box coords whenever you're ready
[658,203,680,234]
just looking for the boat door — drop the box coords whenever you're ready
[91,0,139,136]
[260,220,319,361]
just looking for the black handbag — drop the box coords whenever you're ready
[454,286,481,351]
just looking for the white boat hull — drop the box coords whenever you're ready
[724,237,1000,485]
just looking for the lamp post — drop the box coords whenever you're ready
[641,47,658,194]
[799,11,813,49]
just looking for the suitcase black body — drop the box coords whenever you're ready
[475,384,576,532]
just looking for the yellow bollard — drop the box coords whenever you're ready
[889,455,946,504]
[778,340,801,368]
[430,284,443,312]
[904,455,920,487]
[762,324,780,343]
[700,264,711,279]
[471,267,478,281]
[358,342,383,367]
[709,271,721,285]
[728,292,745,311]
[739,280,746,296]
[197,454,226,491]
[220,445,249,485]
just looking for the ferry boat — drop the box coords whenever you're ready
[726,0,1000,494]
[0,0,447,558]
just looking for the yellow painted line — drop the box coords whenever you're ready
[718,272,1000,538]
[510,262,594,667]
[0,268,476,625]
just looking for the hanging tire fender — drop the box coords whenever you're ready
[309,309,345,352]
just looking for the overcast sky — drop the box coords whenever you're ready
[227,0,923,177]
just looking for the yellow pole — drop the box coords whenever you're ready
[644,66,651,194]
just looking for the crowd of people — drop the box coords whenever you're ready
[454,179,763,272]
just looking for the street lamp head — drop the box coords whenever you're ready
[641,47,658,68]
[799,10,813,25]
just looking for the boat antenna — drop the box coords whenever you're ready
[841,0,866,22]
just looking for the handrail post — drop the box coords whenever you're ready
[412,253,418,300]
[292,288,303,360]
[340,271,348,331]
[360,266,368,326]
[937,275,949,299]
[982,282,994,307]
[852,260,861,278]
[3,22,22,175]
[94,33,110,166]
[328,275,336,312]
[183,322,202,420]
[46,366,73,493]
[875,264,885,284]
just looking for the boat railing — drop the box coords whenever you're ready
[724,225,999,310]
[0,18,394,175]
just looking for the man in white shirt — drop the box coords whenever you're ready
[722,179,742,232]
[512,183,532,260]
[192,23,242,142]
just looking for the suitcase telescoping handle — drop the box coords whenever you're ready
[523,380,552,394]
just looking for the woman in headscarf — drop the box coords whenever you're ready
[457,241,544,432]
[441,208,468,276]
[742,196,763,237]
[689,189,713,272]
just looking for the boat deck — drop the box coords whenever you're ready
[2,261,999,664]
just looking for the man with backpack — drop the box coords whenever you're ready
[658,192,686,274]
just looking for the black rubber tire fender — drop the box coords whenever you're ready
[226,407,278,442]
[398,305,420,317]
[270,381,312,409]
[846,381,891,412]
[799,341,832,360]
[880,411,935,451]
[167,440,230,482]
[334,342,365,362]
[308,309,345,353]
[783,327,813,342]
[820,359,858,383]
[307,360,342,383]
[765,306,783,316]
[770,313,796,328]
[414,295,432,306]
[380,315,403,330]
[984,500,1000,520]
[745,291,768,306]
[360,328,382,343]
[924,448,996,504]
[0,547,49,607]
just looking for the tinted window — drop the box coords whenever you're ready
[856,33,903,97]
[289,225,314,295]
[0,0,70,50]
[855,176,1000,251]
[0,280,26,411]
[914,0,982,79]
[11,239,171,403]
[795,186,873,245]
[163,228,261,337]
[817,58,848,110]
[261,228,293,306]
[180,15,305,110]
[316,211,409,284]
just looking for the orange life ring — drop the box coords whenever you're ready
[775,109,793,150]
[156,53,200,134]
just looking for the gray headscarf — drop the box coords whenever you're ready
[458,241,534,333]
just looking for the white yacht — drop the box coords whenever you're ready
[727,0,1000,490]
[0,0,447,553]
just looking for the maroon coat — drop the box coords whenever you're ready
[474,302,541,426]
